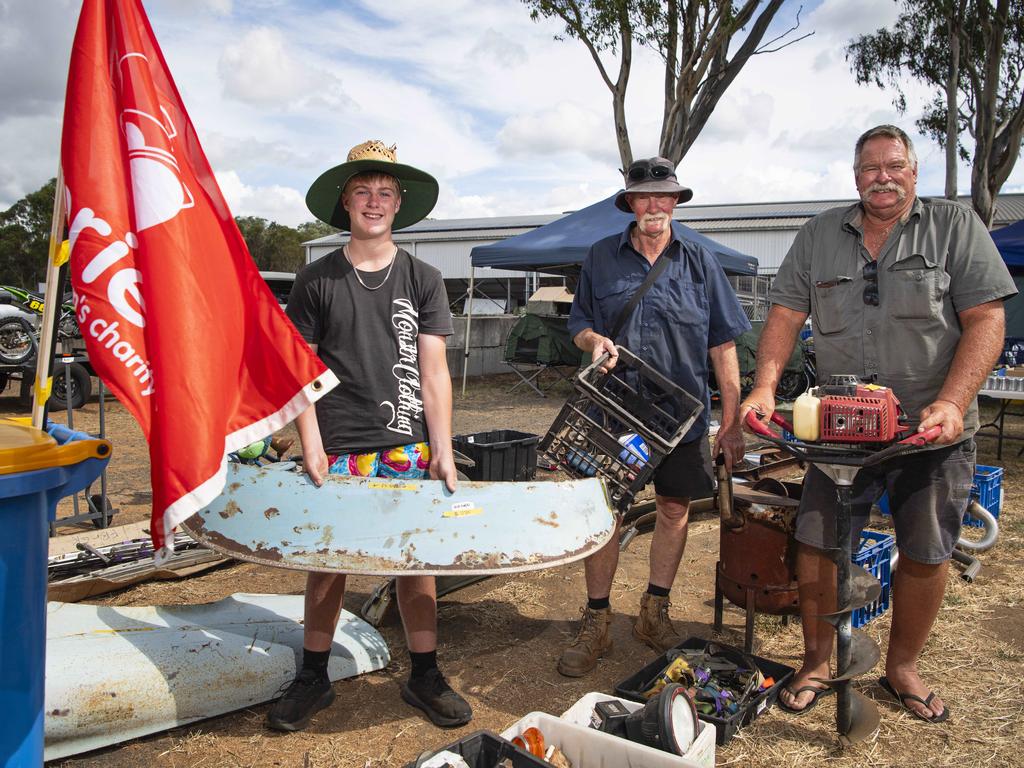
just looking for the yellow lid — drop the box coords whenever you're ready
[0,419,112,475]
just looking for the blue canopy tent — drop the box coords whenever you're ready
[993,219,1024,341]
[993,218,1024,269]
[469,193,758,276]
[460,193,758,392]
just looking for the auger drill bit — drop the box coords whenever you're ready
[814,478,882,745]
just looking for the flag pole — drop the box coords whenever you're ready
[31,168,68,430]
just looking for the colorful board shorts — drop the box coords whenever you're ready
[327,441,431,479]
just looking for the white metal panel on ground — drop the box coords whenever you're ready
[44,594,389,760]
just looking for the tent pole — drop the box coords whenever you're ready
[460,268,475,397]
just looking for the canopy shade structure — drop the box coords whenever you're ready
[470,193,758,277]
[993,219,1024,269]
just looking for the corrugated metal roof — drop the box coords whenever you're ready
[305,193,1024,246]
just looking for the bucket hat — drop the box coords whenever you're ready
[614,156,693,212]
[305,140,438,231]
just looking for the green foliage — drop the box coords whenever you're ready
[0,178,57,289]
[234,216,338,273]
[847,0,1024,155]
[846,0,1024,224]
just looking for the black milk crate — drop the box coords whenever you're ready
[453,429,540,482]
[539,346,703,512]
[613,637,794,745]
[403,730,547,768]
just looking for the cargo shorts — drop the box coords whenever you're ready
[794,439,976,564]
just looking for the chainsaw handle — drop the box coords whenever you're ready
[743,409,794,438]
[897,425,942,446]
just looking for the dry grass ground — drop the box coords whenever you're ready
[14,375,1023,768]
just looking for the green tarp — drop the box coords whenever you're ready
[504,313,588,367]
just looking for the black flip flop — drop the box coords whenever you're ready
[777,684,834,715]
[878,676,950,723]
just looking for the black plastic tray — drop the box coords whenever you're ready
[613,636,794,745]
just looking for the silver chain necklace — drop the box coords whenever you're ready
[344,245,398,291]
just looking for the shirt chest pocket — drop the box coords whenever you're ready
[886,254,947,320]
[812,277,856,335]
[594,278,635,330]
[654,278,707,325]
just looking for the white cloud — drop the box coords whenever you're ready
[215,170,310,226]
[497,102,611,162]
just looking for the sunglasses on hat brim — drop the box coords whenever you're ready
[626,161,675,182]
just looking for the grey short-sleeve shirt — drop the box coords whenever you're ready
[770,197,1016,438]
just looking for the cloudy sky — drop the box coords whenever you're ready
[2,0,1021,226]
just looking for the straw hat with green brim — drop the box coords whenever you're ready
[305,140,439,232]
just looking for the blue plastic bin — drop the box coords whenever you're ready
[964,464,1002,527]
[0,420,110,767]
[852,531,894,629]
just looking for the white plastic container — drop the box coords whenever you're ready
[500,693,715,768]
[792,391,821,442]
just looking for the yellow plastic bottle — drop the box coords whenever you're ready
[793,391,822,442]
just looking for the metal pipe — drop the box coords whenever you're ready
[956,500,999,553]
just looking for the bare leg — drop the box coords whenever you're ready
[648,495,690,588]
[397,575,438,653]
[582,518,622,598]
[883,553,948,719]
[303,572,347,652]
[779,543,836,711]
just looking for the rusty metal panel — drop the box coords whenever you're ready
[183,463,616,576]
[44,594,389,760]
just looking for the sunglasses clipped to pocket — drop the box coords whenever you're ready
[862,260,879,306]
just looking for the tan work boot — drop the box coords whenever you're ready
[557,606,613,677]
[633,593,681,652]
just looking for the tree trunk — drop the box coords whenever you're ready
[944,3,961,199]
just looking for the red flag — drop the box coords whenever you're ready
[60,0,338,555]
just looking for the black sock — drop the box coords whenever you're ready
[410,650,438,679]
[646,583,670,598]
[587,596,611,611]
[302,648,330,678]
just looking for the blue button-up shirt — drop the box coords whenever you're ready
[568,221,751,441]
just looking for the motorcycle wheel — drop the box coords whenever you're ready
[0,318,35,365]
[776,370,809,401]
[50,362,92,410]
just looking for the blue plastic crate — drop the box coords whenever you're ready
[965,464,1002,527]
[851,531,894,629]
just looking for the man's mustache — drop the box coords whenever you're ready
[864,182,906,199]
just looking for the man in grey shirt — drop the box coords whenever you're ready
[741,125,1015,723]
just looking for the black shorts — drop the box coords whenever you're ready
[653,433,715,499]
[795,440,976,564]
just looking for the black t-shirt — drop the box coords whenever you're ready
[286,248,453,454]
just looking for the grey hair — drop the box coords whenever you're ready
[853,125,918,172]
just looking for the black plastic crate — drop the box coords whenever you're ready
[404,730,547,768]
[613,637,794,745]
[574,346,702,451]
[539,346,703,511]
[453,430,540,482]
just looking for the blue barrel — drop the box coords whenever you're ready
[0,420,111,767]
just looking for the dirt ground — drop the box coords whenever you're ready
[16,373,1024,768]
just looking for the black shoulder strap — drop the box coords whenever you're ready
[609,252,672,340]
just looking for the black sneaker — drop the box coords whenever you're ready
[400,668,472,728]
[266,668,335,732]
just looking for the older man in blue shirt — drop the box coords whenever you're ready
[559,157,751,677]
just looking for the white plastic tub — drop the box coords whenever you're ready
[500,692,715,768]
